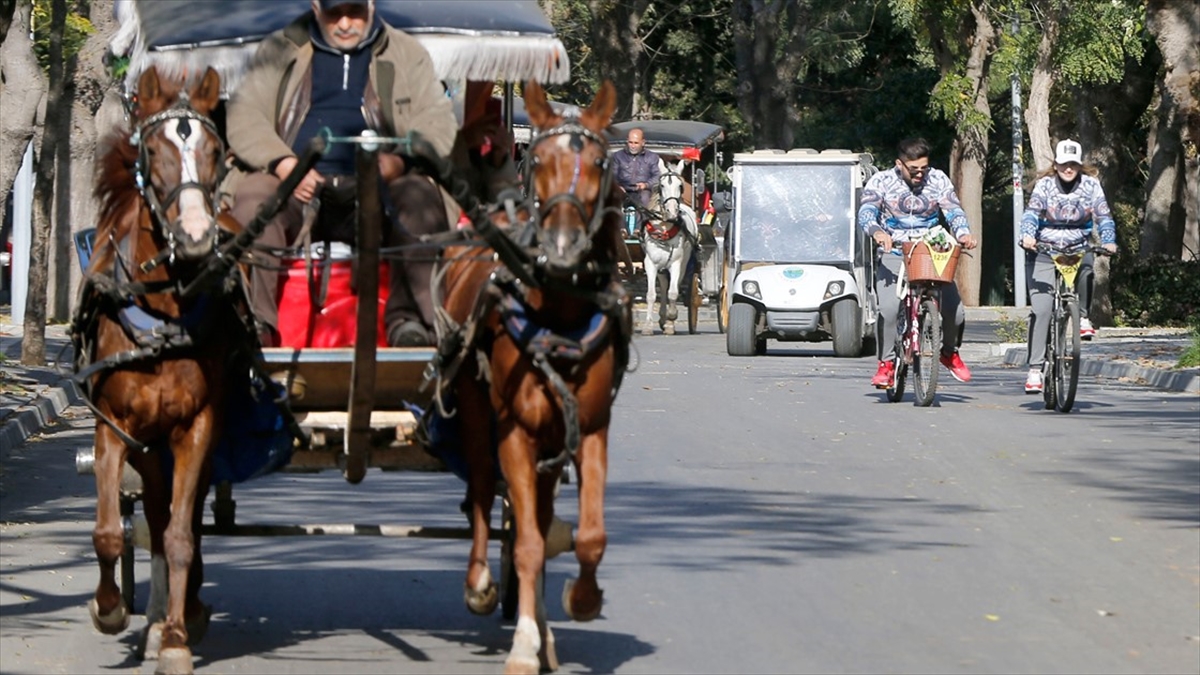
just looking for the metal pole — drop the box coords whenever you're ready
[1011,15,1027,308]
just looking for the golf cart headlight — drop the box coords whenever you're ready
[742,280,761,299]
[824,281,845,299]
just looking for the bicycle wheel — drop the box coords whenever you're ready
[1043,306,1059,410]
[886,356,907,402]
[912,298,940,407]
[885,297,909,402]
[1055,297,1082,413]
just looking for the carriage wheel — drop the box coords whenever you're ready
[120,495,137,614]
[687,268,701,334]
[500,495,518,621]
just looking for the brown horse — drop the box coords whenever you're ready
[434,80,631,674]
[72,65,248,675]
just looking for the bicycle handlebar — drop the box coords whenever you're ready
[1031,242,1115,257]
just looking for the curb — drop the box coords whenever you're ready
[1002,347,1200,394]
[0,377,84,454]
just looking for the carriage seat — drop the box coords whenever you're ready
[276,242,390,348]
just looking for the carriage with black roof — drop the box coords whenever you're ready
[607,120,724,334]
[73,1,585,666]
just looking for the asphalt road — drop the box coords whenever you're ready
[2,328,1198,674]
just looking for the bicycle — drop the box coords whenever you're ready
[885,231,962,407]
[1032,242,1113,413]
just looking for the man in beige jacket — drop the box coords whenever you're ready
[227,0,458,347]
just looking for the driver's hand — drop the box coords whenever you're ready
[378,153,406,182]
[957,234,977,250]
[274,156,324,204]
[872,231,893,252]
[1021,235,1037,250]
[1102,243,1118,254]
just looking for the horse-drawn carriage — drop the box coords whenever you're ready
[72,2,628,673]
[609,120,724,335]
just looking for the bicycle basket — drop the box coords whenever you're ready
[902,239,961,284]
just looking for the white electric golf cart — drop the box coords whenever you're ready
[719,149,878,357]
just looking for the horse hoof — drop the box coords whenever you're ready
[88,597,130,635]
[140,622,164,661]
[540,626,560,672]
[504,653,541,675]
[664,324,676,336]
[185,603,213,645]
[561,578,603,622]
[154,647,193,675]
[640,326,654,336]
[464,581,498,616]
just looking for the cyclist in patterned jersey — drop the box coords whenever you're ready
[1019,139,1118,393]
[857,137,977,389]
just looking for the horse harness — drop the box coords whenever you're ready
[428,120,634,473]
[70,102,262,452]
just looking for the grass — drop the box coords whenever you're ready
[994,313,1028,343]
[1177,318,1200,369]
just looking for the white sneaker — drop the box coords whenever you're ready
[1080,317,1096,340]
[1024,369,1043,394]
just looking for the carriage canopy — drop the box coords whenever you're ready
[111,0,570,94]
[609,121,724,157]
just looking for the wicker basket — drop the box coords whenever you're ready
[902,240,961,284]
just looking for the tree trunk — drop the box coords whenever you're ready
[1023,10,1060,174]
[1141,0,1199,260]
[731,0,804,149]
[0,1,47,229]
[51,0,118,322]
[947,2,995,307]
[23,0,69,365]
[587,0,650,121]
[1070,51,1161,324]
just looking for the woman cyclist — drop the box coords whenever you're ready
[1020,139,1118,393]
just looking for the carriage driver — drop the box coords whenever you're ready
[856,137,977,389]
[611,128,662,230]
[226,0,459,348]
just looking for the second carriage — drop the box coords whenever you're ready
[610,120,725,335]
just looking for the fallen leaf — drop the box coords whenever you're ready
[985,614,1000,622]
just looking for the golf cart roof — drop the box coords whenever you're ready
[734,148,874,165]
[610,121,724,153]
[111,0,570,93]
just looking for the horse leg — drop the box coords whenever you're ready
[641,256,657,335]
[498,426,547,675]
[536,470,562,672]
[663,255,682,335]
[562,430,606,623]
[459,375,499,615]
[89,426,131,634]
[184,471,213,645]
[155,426,212,675]
[134,450,169,661]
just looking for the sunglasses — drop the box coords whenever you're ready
[903,163,929,175]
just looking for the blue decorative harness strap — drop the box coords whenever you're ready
[500,292,611,360]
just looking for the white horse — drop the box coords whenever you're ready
[641,158,698,335]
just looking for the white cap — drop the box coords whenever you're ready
[1055,139,1083,165]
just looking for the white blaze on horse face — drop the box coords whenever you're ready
[163,118,211,243]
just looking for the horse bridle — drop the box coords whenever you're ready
[131,97,226,262]
[524,119,616,251]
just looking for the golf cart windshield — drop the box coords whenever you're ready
[736,163,855,264]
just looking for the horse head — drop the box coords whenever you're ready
[132,66,225,263]
[658,158,687,223]
[522,80,618,275]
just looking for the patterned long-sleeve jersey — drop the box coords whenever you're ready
[1020,174,1116,247]
[856,167,970,243]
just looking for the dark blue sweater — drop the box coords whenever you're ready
[291,18,381,176]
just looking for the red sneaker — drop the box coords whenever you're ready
[939,350,972,383]
[871,360,896,388]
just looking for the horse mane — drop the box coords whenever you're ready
[90,129,143,273]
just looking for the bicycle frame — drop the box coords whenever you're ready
[886,257,944,407]
[1038,244,1087,413]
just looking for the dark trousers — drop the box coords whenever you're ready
[231,172,450,335]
